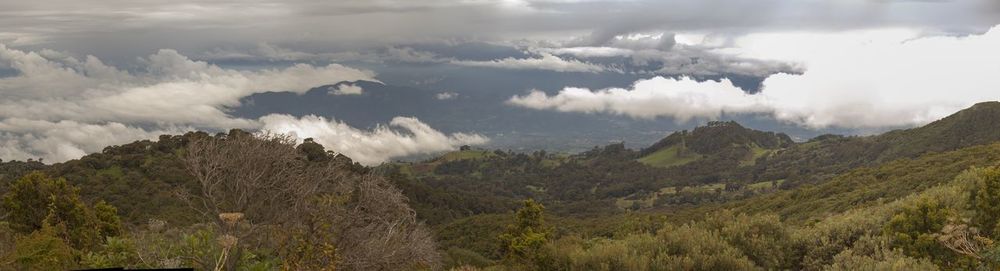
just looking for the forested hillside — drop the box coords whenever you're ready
[2,102,1000,270]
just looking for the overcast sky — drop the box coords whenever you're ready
[1,0,999,164]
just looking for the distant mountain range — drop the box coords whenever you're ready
[231,80,846,154]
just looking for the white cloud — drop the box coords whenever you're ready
[509,77,769,121]
[0,118,182,162]
[451,53,605,73]
[510,24,1000,128]
[630,47,802,77]
[1,44,485,164]
[532,40,801,78]
[259,114,488,165]
[0,44,377,128]
[329,84,364,95]
[436,92,459,100]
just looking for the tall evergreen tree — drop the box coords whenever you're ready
[970,167,1000,236]
[499,199,551,267]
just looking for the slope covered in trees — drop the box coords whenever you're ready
[2,102,1000,270]
[0,131,435,270]
[638,120,793,167]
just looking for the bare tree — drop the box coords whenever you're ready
[331,174,441,270]
[181,131,342,229]
[180,130,344,270]
[180,130,439,270]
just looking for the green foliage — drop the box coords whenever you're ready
[639,121,793,158]
[652,224,761,270]
[443,247,493,269]
[435,214,512,260]
[92,201,124,238]
[637,145,703,168]
[713,212,794,269]
[499,199,551,266]
[1,172,123,249]
[3,172,86,234]
[3,223,77,271]
[547,225,760,271]
[825,235,939,271]
[178,226,229,270]
[969,167,1000,236]
[883,198,954,263]
[2,103,1000,270]
[296,138,331,162]
[80,236,140,269]
[612,213,668,237]
[30,133,208,226]
[279,204,339,271]
[733,143,1000,223]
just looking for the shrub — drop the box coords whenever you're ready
[4,224,77,271]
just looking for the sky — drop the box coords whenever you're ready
[1,0,999,165]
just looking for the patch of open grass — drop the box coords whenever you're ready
[637,145,702,168]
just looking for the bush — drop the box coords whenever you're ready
[4,224,77,271]
[883,198,954,264]
[969,167,1000,236]
[1,172,123,249]
[825,235,938,271]
[444,247,493,269]
[545,224,760,271]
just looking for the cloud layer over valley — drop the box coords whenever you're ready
[259,115,488,165]
[3,0,1000,163]
[510,26,1000,128]
[0,45,487,164]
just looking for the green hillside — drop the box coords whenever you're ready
[4,102,1000,269]
[735,142,1000,222]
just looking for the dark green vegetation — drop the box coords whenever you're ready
[2,101,1000,270]
[0,131,435,270]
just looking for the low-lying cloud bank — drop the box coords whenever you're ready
[509,77,769,122]
[0,44,487,164]
[260,115,489,165]
[0,119,183,163]
[510,25,1000,128]
[0,44,375,128]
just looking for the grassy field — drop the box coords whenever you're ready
[637,145,703,168]
[739,144,779,167]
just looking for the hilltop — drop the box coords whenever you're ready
[637,121,794,169]
[3,101,1000,269]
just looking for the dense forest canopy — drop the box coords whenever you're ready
[2,102,1000,270]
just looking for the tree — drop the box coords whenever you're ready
[182,130,440,270]
[969,167,1000,236]
[4,223,77,271]
[92,201,123,238]
[499,199,551,266]
[181,130,340,229]
[884,198,954,264]
[297,138,331,162]
[3,172,87,233]
[181,130,343,270]
[1,172,121,249]
[329,174,441,270]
